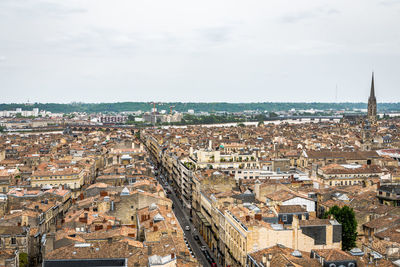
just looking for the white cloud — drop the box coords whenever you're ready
[0,0,399,102]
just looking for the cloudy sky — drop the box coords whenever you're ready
[0,0,399,103]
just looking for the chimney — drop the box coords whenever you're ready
[153,226,158,232]
[150,221,153,227]
[377,181,380,189]
[171,253,175,259]
[255,214,262,221]
[368,253,373,264]
[262,254,267,265]
[292,214,300,229]
[45,233,56,253]
[246,215,250,222]
[267,254,272,267]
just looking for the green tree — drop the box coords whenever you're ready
[269,112,278,118]
[323,205,357,250]
[0,126,4,132]
[19,252,28,267]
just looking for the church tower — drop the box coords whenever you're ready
[367,72,377,123]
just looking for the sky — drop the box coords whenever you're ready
[0,0,400,103]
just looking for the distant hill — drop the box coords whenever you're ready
[1,102,400,113]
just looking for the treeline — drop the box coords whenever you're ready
[1,102,400,113]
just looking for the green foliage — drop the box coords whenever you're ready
[323,205,358,250]
[179,114,245,125]
[183,162,195,170]
[269,112,279,118]
[1,102,399,114]
[0,126,4,132]
[19,252,28,267]
[134,131,140,140]
[237,123,245,127]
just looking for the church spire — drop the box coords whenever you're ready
[367,72,377,124]
[370,72,375,99]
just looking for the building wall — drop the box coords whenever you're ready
[31,171,85,190]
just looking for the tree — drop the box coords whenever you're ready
[134,131,140,140]
[19,252,28,267]
[323,205,357,250]
[269,112,278,118]
[257,120,264,127]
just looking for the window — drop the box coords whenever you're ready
[131,216,134,221]
[282,215,287,222]
[11,237,16,245]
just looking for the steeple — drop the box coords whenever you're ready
[370,72,375,99]
[367,72,377,123]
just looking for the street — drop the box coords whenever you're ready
[154,172,220,267]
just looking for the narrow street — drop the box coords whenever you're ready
[153,170,220,267]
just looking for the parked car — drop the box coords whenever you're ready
[185,225,190,231]
[193,235,199,241]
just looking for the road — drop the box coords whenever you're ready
[155,173,220,267]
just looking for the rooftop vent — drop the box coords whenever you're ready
[149,203,158,211]
[153,213,165,222]
[349,247,364,256]
[120,187,130,196]
[291,250,302,258]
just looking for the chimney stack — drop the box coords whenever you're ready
[262,254,267,265]
[267,254,272,267]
